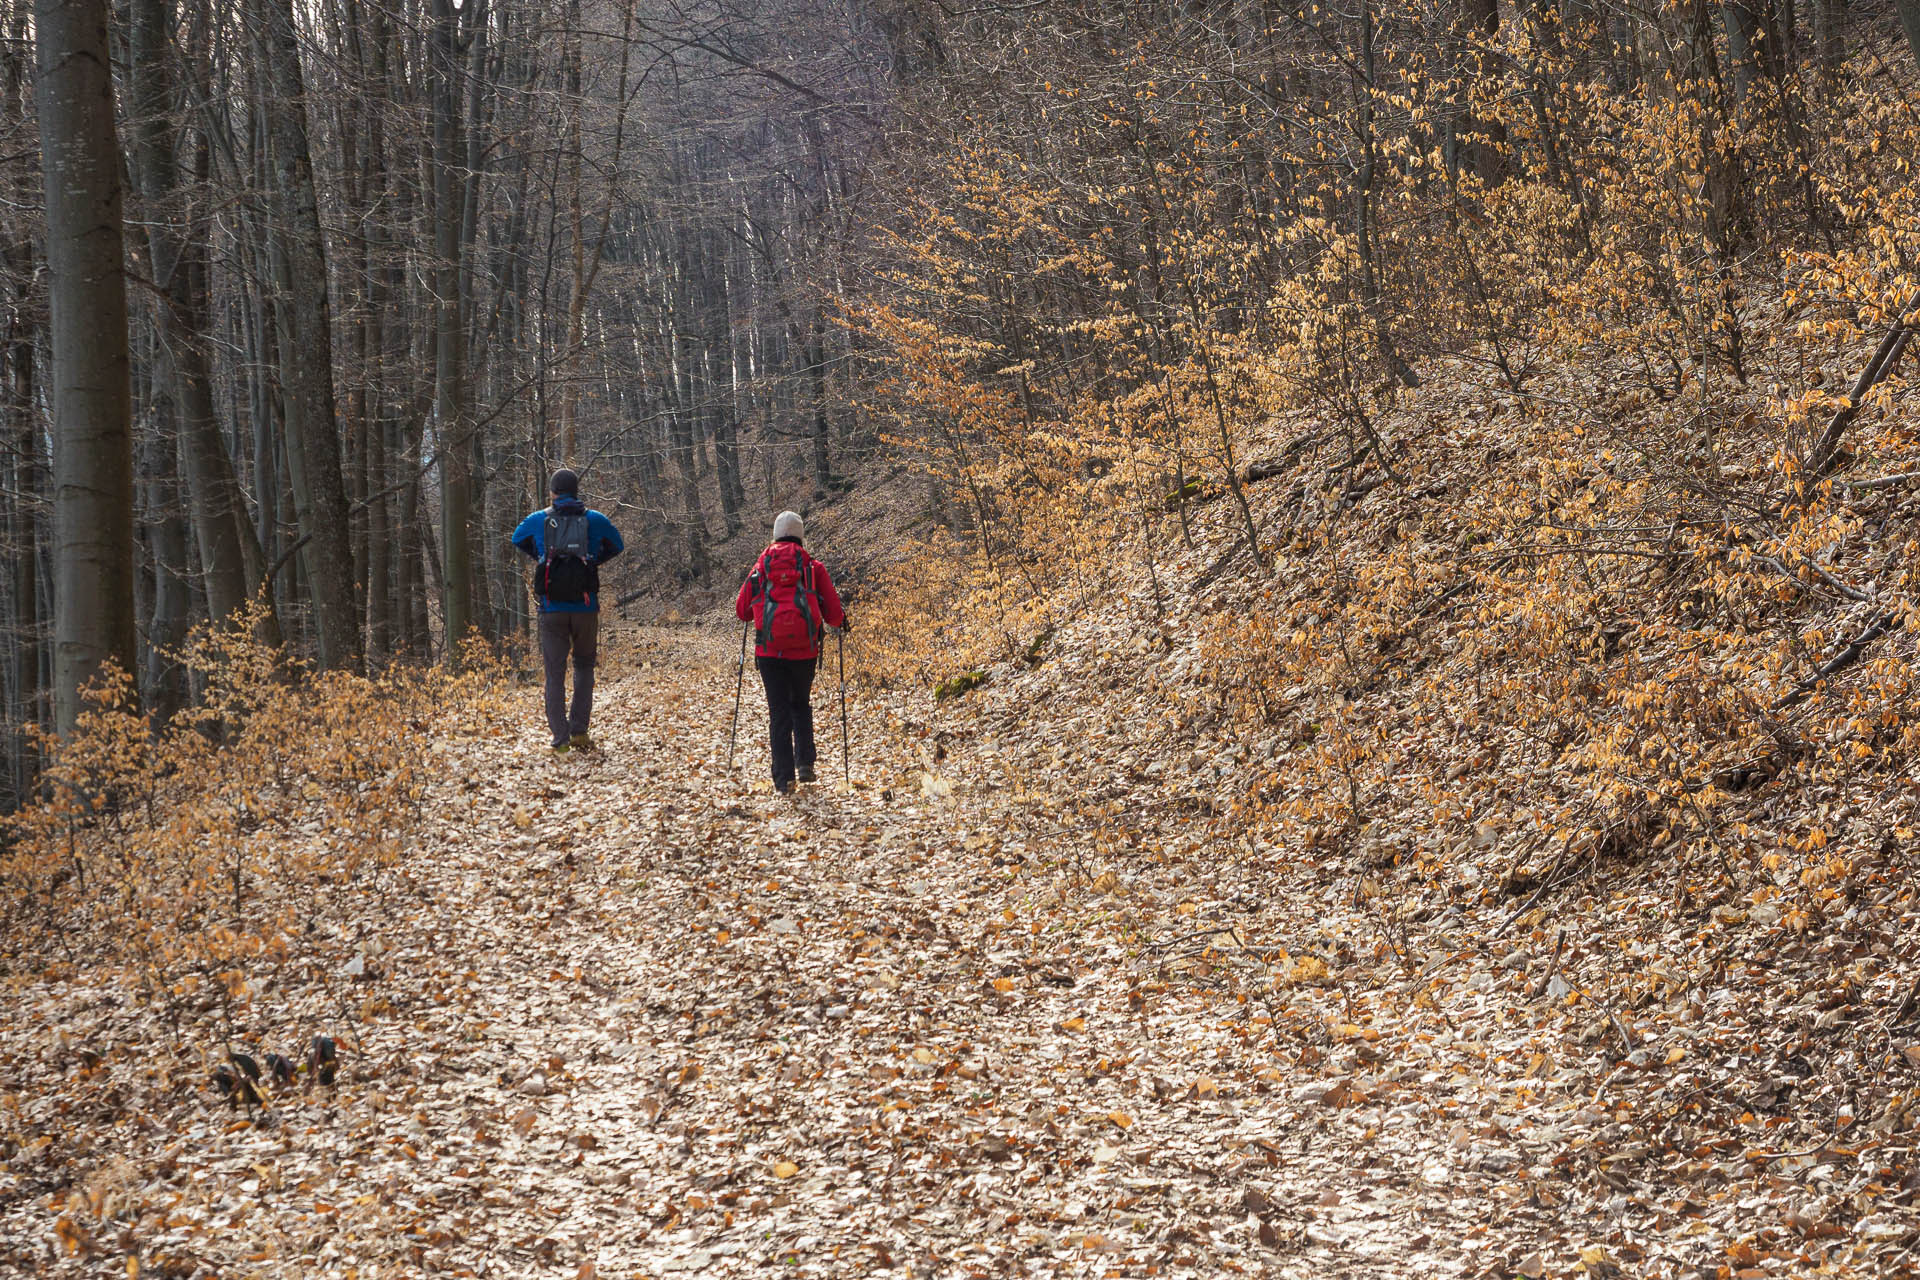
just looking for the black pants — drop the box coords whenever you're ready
[756,656,817,787]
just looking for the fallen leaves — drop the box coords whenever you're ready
[8,618,1920,1280]
[1287,954,1330,985]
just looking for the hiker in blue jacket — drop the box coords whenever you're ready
[512,469,624,753]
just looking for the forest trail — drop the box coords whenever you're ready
[14,622,1908,1279]
[270,624,1557,1280]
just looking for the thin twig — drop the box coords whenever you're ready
[1496,846,1568,937]
[1533,927,1566,1000]
[1841,471,1920,492]
[1145,925,1238,954]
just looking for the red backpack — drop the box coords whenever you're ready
[749,543,824,654]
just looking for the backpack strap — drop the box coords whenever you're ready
[796,548,819,645]
[751,548,776,644]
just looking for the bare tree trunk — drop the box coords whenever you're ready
[36,0,138,734]
[722,228,755,532]
[1351,0,1418,387]
[127,0,264,631]
[8,327,42,787]
[1722,0,1774,98]
[806,316,832,497]
[1815,0,1846,72]
[665,315,709,576]
[4,4,43,786]
[142,394,190,725]
[253,0,360,669]
[432,0,473,660]
[706,226,744,536]
[351,4,393,668]
[558,0,587,463]
[463,2,497,643]
[555,0,637,469]
[1455,0,1507,185]
[378,9,419,663]
[1897,0,1920,70]
[242,174,279,579]
[399,279,434,664]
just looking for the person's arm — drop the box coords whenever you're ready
[735,575,754,623]
[511,513,540,559]
[816,563,847,630]
[590,512,624,564]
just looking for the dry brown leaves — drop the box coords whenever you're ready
[0,590,1916,1278]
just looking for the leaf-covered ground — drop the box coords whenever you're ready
[3,619,1919,1278]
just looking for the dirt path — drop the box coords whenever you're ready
[244,624,1555,1280]
[10,625,1899,1279]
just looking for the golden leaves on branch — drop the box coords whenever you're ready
[0,599,516,1014]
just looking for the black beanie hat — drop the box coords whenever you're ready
[550,468,579,497]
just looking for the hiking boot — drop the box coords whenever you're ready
[774,779,794,795]
[551,742,571,756]
[570,733,593,751]
[797,765,816,783]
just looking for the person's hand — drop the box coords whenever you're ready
[839,618,851,634]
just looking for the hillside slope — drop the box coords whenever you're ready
[839,308,1920,1274]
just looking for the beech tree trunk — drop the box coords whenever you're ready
[1897,0,1920,70]
[432,0,473,660]
[8,327,42,786]
[36,0,138,734]
[127,0,264,630]
[1816,0,1847,71]
[1455,0,1507,185]
[1722,0,1780,98]
[252,0,360,669]
[141,393,190,725]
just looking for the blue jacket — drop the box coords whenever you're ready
[512,499,624,613]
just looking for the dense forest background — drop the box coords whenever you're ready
[9,0,1920,813]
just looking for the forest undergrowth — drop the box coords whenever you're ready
[837,345,1920,1273]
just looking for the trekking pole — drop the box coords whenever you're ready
[726,623,748,772]
[837,628,850,786]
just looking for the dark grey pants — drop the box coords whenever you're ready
[538,611,599,746]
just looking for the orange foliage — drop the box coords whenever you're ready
[2,603,515,1020]
[856,17,1920,915]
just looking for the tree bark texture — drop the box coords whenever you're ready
[432,0,473,660]
[252,0,360,669]
[127,0,264,629]
[36,0,139,735]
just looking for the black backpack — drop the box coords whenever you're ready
[536,508,597,604]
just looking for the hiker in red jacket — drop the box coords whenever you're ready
[734,511,847,793]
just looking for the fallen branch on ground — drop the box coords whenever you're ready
[1808,321,1910,480]
[1774,610,1898,709]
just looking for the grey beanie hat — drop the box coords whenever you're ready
[550,468,579,496]
[771,510,805,542]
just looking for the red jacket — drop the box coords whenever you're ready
[735,541,845,659]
